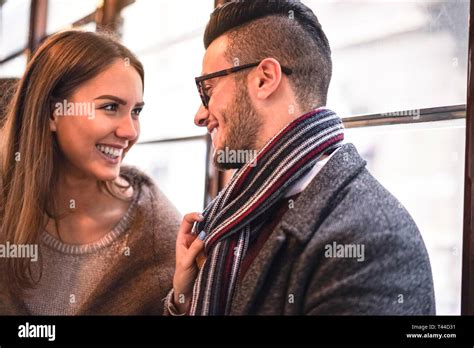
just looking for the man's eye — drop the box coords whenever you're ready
[204,85,212,95]
[101,103,119,112]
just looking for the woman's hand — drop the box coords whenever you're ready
[172,212,206,313]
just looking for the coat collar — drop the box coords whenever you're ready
[278,143,367,243]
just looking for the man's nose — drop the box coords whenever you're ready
[194,105,209,127]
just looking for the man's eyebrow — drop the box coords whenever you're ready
[94,95,127,105]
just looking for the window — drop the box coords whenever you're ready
[0,54,27,78]
[306,0,469,116]
[122,140,207,214]
[0,0,30,60]
[46,0,98,34]
[0,0,471,314]
[302,0,470,314]
[121,0,212,140]
[345,119,465,314]
[120,0,214,213]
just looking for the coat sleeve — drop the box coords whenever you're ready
[303,220,436,315]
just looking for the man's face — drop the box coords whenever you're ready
[194,35,263,170]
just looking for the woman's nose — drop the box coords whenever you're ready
[116,115,138,141]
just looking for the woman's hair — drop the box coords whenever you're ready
[0,78,19,128]
[0,30,144,292]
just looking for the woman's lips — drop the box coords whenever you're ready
[95,146,120,165]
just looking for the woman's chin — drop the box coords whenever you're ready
[92,165,121,182]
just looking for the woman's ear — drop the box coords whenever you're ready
[49,104,58,132]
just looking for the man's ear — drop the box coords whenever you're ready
[252,58,283,101]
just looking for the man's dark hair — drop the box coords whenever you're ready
[204,0,332,110]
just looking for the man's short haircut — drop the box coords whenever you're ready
[204,0,332,109]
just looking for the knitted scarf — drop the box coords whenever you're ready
[191,108,344,315]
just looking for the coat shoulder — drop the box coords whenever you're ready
[302,167,436,314]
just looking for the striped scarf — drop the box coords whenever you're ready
[190,108,344,315]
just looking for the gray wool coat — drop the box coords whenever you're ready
[229,143,436,315]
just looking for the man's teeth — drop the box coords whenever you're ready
[96,145,123,158]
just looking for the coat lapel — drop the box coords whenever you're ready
[229,144,367,314]
[230,227,288,315]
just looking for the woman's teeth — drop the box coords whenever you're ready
[96,145,122,159]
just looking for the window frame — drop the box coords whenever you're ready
[461,0,474,316]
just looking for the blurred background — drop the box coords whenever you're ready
[0,0,470,315]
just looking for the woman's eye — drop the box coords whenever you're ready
[132,108,143,117]
[101,103,119,112]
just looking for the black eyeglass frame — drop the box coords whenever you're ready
[195,61,293,109]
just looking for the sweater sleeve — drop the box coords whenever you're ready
[146,185,182,314]
[162,288,188,316]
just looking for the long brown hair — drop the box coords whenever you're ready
[0,30,144,292]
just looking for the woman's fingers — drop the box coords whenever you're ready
[177,212,204,246]
[173,213,207,306]
[181,232,206,268]
[176,212,206,269]
[178,212,204,236]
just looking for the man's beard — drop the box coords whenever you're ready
[212,83,263,170]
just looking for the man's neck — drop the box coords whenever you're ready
[255,105,325,150]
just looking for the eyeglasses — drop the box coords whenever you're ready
[195,61,293,109]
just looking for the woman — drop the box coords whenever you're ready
[0,30,180,315]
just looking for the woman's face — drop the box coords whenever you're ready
[50,59,144,182]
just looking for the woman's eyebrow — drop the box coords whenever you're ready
[94,95,127,105]
[135,102,145,107]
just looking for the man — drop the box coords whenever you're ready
[166,0,435,315]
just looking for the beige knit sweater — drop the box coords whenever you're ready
[0,166,181,315]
